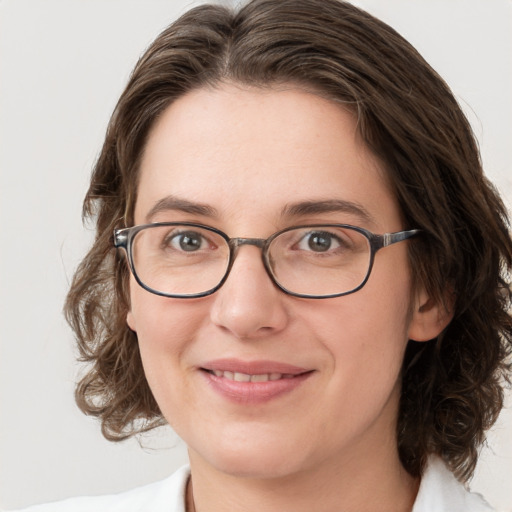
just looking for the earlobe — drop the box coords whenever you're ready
[127,310,137,332]
[407,289,454,342]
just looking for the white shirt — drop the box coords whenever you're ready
[412,458,494,512]
[12,458,494,512]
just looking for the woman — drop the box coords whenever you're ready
[15,0,512,510]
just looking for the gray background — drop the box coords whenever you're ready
[1,0,511,510]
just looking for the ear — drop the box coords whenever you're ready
[407,286,454,342]
[127,310,137,332]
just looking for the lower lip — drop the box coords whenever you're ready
[202,370,313,404]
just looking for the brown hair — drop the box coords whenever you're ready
[65,0,512,482]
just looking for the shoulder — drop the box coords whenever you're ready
[10,465,190,512]
[413,457,495,512]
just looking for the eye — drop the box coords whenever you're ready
[297,231,342,252]
[165,230,210,252]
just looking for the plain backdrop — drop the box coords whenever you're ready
[0,0,511,510]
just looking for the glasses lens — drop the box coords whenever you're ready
[268,226,371,296]
[131,225,230,296]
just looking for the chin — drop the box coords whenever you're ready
[187,431,315,480]
[207,454,307,480]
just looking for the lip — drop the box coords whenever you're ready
[202,358,309,375]
[199,358,314,404]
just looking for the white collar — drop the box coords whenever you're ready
[101,458,494,512]
[412,457,494,512]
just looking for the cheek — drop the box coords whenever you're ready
[127,285,210,432]
[312,289,411,376]
[316,257,413,393]
[127,281,205,382]
[128,274,203,342]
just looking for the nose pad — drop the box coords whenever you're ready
[209,245,288,339]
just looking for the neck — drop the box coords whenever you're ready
[186,442,419,512]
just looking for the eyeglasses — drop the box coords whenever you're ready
[113,222,420,299]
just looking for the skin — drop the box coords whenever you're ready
[127,84,449,512]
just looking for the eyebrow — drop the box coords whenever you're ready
[145,196,375,226]
[145,195,218,223]
[281,199,376,225]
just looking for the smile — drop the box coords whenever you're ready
[200,359,314,404]
[209,370,296,382]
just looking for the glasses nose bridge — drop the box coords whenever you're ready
[226,237,270,278]
[229,237,267,250]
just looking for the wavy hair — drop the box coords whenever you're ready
[65,0,512,482]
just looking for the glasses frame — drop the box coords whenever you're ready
[113,222,420,299]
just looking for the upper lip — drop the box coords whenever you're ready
[200,359,311,375]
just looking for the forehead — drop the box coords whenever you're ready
[135,84,401,233]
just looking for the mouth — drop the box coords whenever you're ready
[199,359,314,403]
[205,369,300,382]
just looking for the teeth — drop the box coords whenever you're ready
[234,372,251,382]
[210,370,286,382]
[251,374,269,382]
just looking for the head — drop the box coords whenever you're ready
[66,0,512,482]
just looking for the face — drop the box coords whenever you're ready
[127,84,425,480]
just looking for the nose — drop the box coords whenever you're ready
[209,245,289,340]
